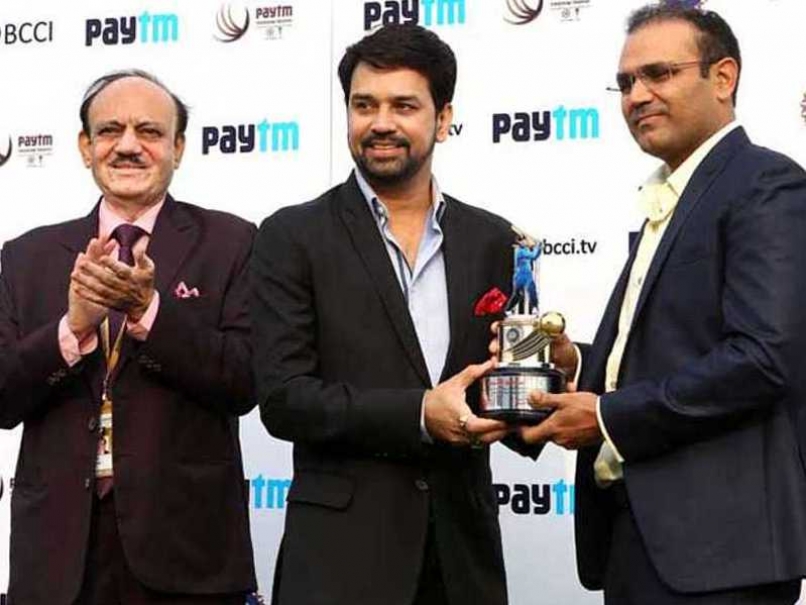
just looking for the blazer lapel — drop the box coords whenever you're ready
[58,203,104,403]
[338,174,431,386]
[117,194,198,370]
[582,227,643,392]
[629,127,748,331]
[58,202,100,257]
[439,199,472,382]
[145,195,198,295]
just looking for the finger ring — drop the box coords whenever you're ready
[469,435,483,449]
[458,414,470,432]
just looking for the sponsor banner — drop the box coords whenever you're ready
[1,1,805,603]
[214,3,295,43]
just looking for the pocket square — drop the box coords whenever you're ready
[474,287,508,317]
[174,281,200,299]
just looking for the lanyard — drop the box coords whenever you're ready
[99,315,126,400]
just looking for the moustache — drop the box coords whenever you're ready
[629,104,668,124]
[361,135,409,149]
[110,154,146,168]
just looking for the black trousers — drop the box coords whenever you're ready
[603,484,801,605]
[75,493,246,605]
[413,519,449,605]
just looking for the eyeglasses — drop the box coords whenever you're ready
[607,60,707,95]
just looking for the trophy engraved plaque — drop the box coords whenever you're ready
[481,228,566,424]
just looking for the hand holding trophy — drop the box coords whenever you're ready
[481,226,567,424]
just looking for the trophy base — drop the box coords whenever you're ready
[481,408,553,426]
[480,366,565,425]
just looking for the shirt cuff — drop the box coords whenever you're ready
[572,344,583,385]
[420,391,433,444]
[126,291,160,341]
[58,315,98,366]
[596,395,625,463]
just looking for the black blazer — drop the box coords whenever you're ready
[575,128,806,592]
[251,173,517,605]
[0,196,257,604]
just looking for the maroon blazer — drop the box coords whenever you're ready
[0,196,257,604]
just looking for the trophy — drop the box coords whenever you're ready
[480,228,566,424]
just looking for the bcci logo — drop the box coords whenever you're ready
[215,4,250,42]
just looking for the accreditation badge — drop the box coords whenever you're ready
[95,395,113,478]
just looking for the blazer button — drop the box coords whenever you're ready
[88,416,98,432]
[415,478,429,492]
[84,478,91,490]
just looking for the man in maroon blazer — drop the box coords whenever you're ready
[0,69,256,604]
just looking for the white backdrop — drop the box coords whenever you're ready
[2,0,806,603]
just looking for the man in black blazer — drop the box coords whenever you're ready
[0,70,256,604]
[520,5,806,604]
[252,25,522,605]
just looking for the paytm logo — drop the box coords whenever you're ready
[492,106,599,143]
[257,5,293,19]
[85,12,179,46]
[494,480,575,515]
[364,0,465,30]
[249,475,291,509]
[202,119,300,155]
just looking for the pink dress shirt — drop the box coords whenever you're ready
[58,198,164,365]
